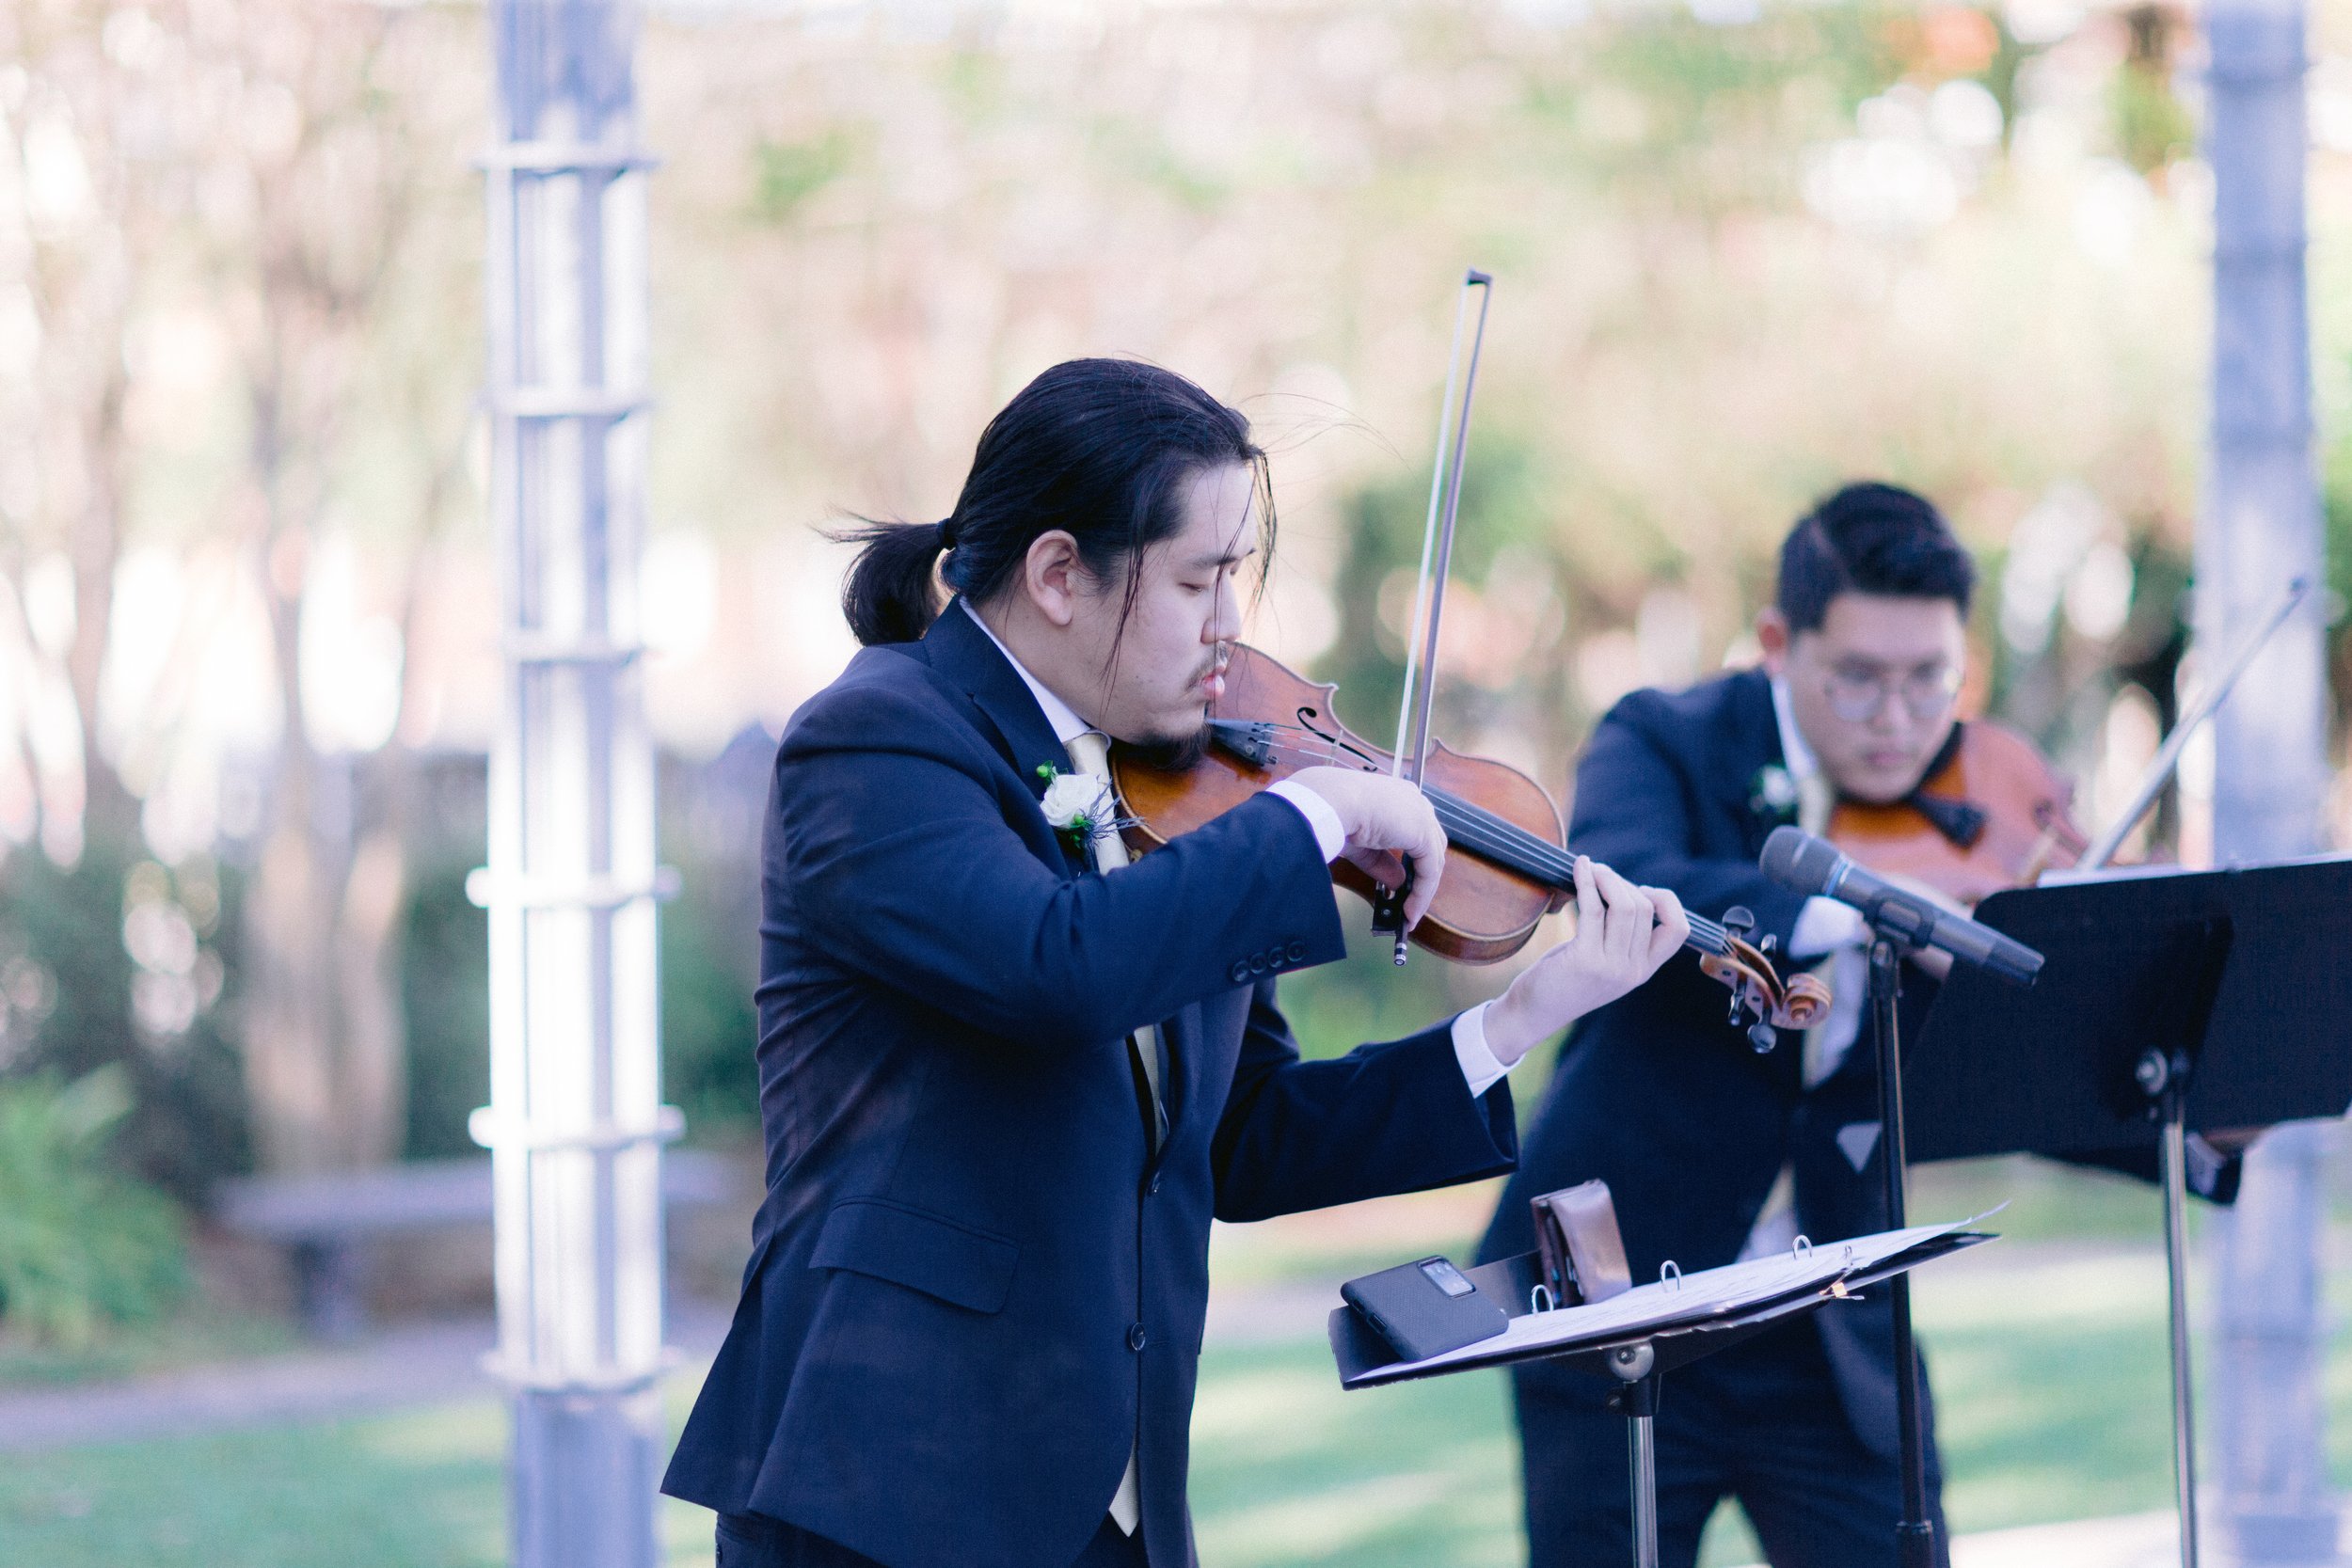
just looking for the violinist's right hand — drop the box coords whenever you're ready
[1287,766,1448,928]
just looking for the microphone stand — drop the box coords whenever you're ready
[1865,927,1938,1568]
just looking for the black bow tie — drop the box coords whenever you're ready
[1904,791,1987,850]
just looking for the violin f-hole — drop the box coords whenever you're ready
[1296,707,1381,770]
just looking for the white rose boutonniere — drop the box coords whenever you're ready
[1749,764,1800,823]
[1036,764,1113,852]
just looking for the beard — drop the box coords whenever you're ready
[1122,722,1213,773]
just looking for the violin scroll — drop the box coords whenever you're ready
[1696,904,1831,1053]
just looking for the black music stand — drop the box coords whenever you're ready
[1330,1225,1993,1568]
[1906,856,2352,1568]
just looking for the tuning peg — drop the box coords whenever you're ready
[1722,905,1756,942]
[1749,1022,1778,1053]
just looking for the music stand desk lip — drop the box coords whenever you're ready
[2038,848,2352,887]
[1331,1228,1994,1391]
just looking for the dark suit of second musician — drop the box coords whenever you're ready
[1482,668,1950,1568]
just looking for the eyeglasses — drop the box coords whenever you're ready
[1822,663,1962,723]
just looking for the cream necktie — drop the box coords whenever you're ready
[1063,731,1168,1153]
[1063,729,1161,1537]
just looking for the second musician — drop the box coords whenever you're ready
[1484,482,2157,1568]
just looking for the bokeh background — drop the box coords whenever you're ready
[6,0,2352,1564]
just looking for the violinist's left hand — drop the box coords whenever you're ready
[1482,856,1687,1068]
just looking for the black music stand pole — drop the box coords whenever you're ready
[2138,1037,2203,1568]
[1865,933,1938,1568]
[1606,1341,1662,1568]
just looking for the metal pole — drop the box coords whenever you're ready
[472,5,670,1566]
[1608,1343,1661,1568]
[1867,937,1938,1568]
[2201,0,2339,1560]
[1628,1404,1659,1568]
[2163,1098,2202,1568]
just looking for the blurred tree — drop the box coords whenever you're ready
[205,1,477,1175]
[0,0,183,854]
[2111,4,2196,176]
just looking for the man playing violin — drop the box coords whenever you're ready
[661,357,1690,1568]
[1485,482,2239,1568]
[1482,483,1994,1568]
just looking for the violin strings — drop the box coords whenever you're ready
[1206,728,1729,946]
[1199,725,1731,955]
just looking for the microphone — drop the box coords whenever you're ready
[1758,826,2044,987]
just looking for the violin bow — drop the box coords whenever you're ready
[2071,574,2311,875]
[1377,268,1494,964]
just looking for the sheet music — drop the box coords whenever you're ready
[1349,1216,1988,1384]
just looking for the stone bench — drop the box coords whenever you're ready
[214,1150,739,1339]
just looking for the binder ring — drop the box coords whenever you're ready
[1792,1234,1813,1258]
[1660,1260,1683,1294]
[1531,1284,1555,1314]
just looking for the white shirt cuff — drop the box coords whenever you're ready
[1266,779,1346,863]
[1788,896,1867,959]
[1452,1002,1514,1098]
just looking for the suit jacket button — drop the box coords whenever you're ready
[1248,949,1267,974]
[1287,939,1307,962]
[1128,1322,1149,1352]
[1228,959,1249,985]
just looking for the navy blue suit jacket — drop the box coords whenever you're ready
[1481,668,2235,1462]
[1480,668,1930,1456]
[662,601,1518,1568]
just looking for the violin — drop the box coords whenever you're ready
[1828,720,2087,902]
[1112,644,1833,1048]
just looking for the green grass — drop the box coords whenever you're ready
[0,1301,297,1388]
[0,1391,717,1568]
[0,1245,2250,1568]
[0,1161,2315,1568]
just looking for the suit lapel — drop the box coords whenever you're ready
[923,605,1183,1134]
[1720,668,1793,856]
[920,599,1089,874]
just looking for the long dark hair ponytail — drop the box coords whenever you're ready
[837,358,1274,646]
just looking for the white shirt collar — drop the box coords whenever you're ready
[961,598,1090,745]
[1769,674,1820,782]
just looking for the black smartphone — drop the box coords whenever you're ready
[1340,1255,1509,1362]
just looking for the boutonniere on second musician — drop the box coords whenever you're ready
[1037,763,1117,854]
[1749,764,1800,825]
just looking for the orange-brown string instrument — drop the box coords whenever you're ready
[1826,719,2089,897]
[1112,648,1833,1049]
[1113,269,1828,1052]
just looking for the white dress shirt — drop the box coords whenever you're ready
[1738,679,1875,1260]
[961,599,1513,1095]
